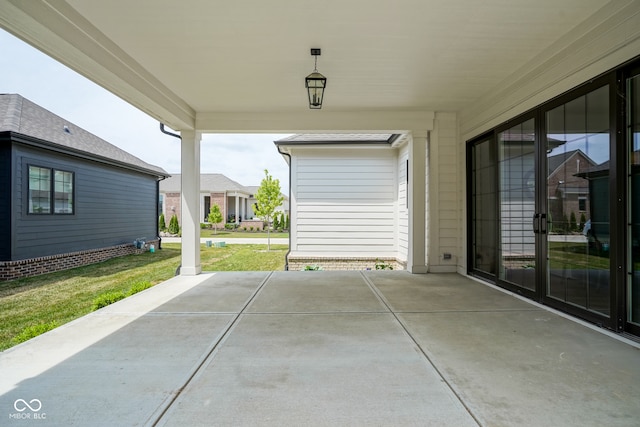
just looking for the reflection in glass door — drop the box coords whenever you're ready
[498,119,536,291]
[628,73,640,328]
[545,85,610,316]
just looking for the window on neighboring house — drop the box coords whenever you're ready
[158,194,164,214]
[28,165,74,214]
[578,196,587,212]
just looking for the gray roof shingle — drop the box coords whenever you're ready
[0,93,168,177]
[160,174,251,193]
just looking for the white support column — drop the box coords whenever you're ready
[407,131,428,273]
[235,194,240,224]
[180,130,202,275]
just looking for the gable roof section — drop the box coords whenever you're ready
[547,149,596,177]
[0,93,168,177]
[160,173,250,194]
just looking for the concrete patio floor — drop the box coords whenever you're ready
[1,271,639,426]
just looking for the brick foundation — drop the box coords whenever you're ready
[0,239,160,281]
[287,256,406,271]
[239,219,264,231]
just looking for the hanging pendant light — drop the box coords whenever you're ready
[305,48,327,109]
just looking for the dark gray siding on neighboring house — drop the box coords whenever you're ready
[0,140,10,260]
[11,144,158,260]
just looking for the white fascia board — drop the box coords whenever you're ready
[0,0,195,130]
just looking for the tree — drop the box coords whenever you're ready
[254,169,284,250]
[168,214,180,235]
[570,211,577,232]
[207,204,223,234]
[273,213,280,231]
[158,213,166,232]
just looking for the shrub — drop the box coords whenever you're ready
[375,259,394,270]
[570,211,577,232]
[13,321,60,344]
[126,281,153,296]
[91,281,154,311]
[243,227,247,231]
[168,214,180,235]
[159,213,166,232]
[92,291,126,311]
[303,265,323,271]
[580,213,587,230]
[250,226,254,232]
[200,223,208,229]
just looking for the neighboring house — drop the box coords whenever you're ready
[159,174,288,229]
[275,134,408,271]
[0,94,169,280]
[547,149,596,232]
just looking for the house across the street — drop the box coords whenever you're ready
[0,94,169,280]
[159,174,288,231]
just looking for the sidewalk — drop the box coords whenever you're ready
[161,237,289,245]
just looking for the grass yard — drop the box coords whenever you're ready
[200,229,289,239]
[0,243,287,351]
[548,241,610,270]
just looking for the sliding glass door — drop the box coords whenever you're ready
[468,59,640,335]
[628,70,640,334]
[544,85,611,316]
[498,118,536,292]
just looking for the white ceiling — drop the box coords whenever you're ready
[0,0,612,130]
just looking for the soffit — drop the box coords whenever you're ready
[0,0,611,129]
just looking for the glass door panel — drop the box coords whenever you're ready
[628,74,640,327]
[499,118,536,290]
[471,138,498,276]
[545,85,610,316]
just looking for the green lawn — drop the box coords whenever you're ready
[200,229,289,239]
[548,241,610,270]
[0,243,287,351]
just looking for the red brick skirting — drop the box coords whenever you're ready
[0,240,160,281]
[287,256,406,271]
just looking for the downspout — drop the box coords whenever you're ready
[160,123,181,140]
[156,178,162,250]
[276,144,292,271]
[160,123,182,273]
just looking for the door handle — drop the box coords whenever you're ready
[540,213,547,234]
[533,213,540,234]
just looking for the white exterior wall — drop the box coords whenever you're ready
[289,148,397,258]
[397,144,409,261]
[428,112,460,273]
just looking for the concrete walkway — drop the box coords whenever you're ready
[1,272,639,426]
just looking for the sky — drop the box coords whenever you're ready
[0,30,291,190]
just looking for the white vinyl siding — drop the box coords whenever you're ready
[291,149,397,256]
[397,145,409,261]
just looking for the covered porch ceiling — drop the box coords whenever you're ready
[0,0,616,134]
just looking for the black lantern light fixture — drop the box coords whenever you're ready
[305,48,327,109]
